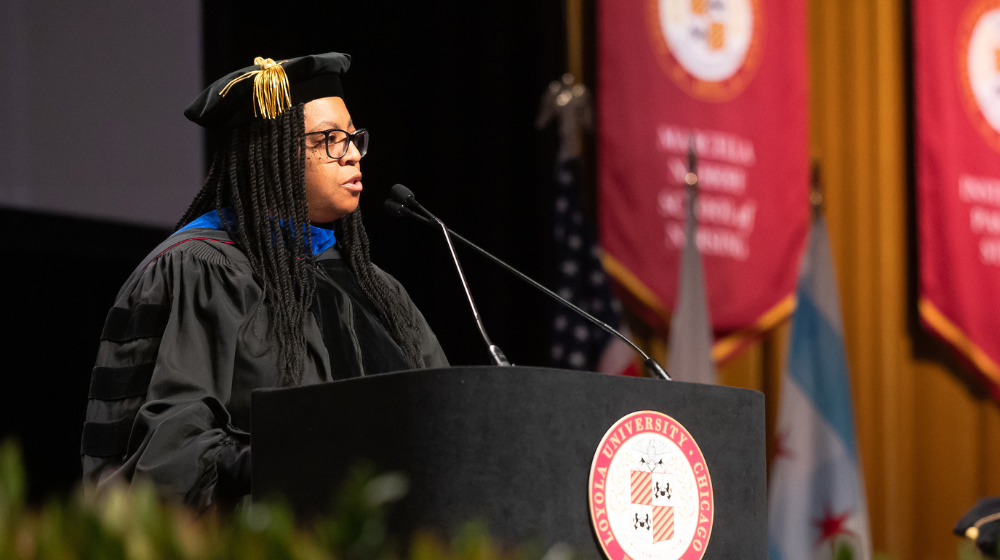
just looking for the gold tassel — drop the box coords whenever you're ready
[219,57,292,119]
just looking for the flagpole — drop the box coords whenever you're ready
[686,135,700,213]
[665,135,718,383]
[566,0,583,82]
[810,160,823,219]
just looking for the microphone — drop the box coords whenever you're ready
[384,195,671,381]
[388,185,510,367]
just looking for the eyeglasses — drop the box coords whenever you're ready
[304,128,369,160]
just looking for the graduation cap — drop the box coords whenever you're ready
[955,496,1000,555]
[185,52,351,129]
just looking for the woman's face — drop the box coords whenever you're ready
[302,96,363,223]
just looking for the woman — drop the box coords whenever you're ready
[81,53,447,509]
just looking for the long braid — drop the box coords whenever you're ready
[340,211,423,368]
[225,130,251,261]
[177,103,422,381]
[176,151,221,229]
[260,120,304,378]
[276,110,307,307]
[259,118,301,320]
[226,127,275,348]
[176,105,315,385]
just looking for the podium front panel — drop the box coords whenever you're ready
[252,366,765,559]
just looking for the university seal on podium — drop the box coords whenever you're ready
[588,411,714,560]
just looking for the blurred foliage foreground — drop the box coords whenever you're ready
[0,441,576,560]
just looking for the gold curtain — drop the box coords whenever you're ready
[804,0,1000,556]
[578,0,1000,556]
[728,0,1000,556]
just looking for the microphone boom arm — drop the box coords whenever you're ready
[387,201,670,380]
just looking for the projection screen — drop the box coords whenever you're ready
[0,1,203,229]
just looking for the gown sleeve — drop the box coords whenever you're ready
[82,241,259,510]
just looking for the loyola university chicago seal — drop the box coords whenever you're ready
[647,0,763,102]
[589,411,714,560]
[959,0,1000,153]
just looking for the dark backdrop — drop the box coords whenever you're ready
[0,0,567,500]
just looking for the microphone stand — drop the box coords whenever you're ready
[385,197,671,380]
[389,187,510,367]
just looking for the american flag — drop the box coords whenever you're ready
[538,76,634,375]
[549,158,624,371]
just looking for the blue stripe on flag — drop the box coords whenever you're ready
[787,290,858,458]
[768,538,788,560]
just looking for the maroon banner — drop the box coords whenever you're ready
[597,0,809,360]
[916,0,1000,394]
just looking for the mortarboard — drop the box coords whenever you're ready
[956,496,1000,555]
[184,52,351,129]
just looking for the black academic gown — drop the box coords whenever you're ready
[80,227,448,510]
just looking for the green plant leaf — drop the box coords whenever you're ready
[0,437,577,560]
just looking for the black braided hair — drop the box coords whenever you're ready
[339,210,423,367]
[177,104,422,385]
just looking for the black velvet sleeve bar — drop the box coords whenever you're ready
[82,230,332,510]
[82,234,258,508]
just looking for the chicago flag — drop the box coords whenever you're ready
[767,216,871,560]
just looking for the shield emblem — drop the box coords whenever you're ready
[631,469,675,544]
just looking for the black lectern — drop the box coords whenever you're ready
[252,367,765,559]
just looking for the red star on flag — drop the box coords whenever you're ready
[814,507,853,545]
[773,430,793,461]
